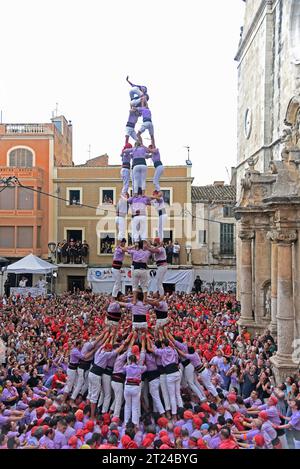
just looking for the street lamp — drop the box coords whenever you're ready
[185,244,192,265]
[48,242,57,263]
[0,257,9,296]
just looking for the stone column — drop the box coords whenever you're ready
[238,230,255,328]
[270,240,278,334]
[253,229,271,328]
[269,229,299,382]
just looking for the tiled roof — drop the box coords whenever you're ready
[192,185,236,203]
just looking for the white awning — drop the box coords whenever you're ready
[7,254,58,274]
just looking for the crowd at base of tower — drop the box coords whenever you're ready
[0,290,300,450]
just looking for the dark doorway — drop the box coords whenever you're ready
[66,230,83,242]
[68,276,85,292]
[163,283,175,293]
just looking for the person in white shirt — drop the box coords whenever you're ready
[172,242,180,265]
[36,276,47,289]
[19,277,28,288]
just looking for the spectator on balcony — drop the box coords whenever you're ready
[172,241,180,265]
[68,239,77,264]
[81,240,89,263]
[71,196,79,206]
[165,241,173,264]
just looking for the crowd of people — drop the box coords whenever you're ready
[0,289,299,450]
[56,240,89,264]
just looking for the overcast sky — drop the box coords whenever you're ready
[0,0,245,185]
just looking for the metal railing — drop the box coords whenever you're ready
[5,124,46,134]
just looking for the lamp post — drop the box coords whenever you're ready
[48,242,57,263]
[185,244,192,265]
[0,257,9,297]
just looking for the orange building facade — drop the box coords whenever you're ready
[0,117,72,260]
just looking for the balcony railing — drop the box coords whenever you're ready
[5,124,47,134]
[212,242,236,258]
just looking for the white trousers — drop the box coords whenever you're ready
[132,164,147,194]
[120,168,130,195]
[65,368,78,394]
[184,363,206,401]
[125,126,138,142]
[294,438,300,449]
[156,265,167,295]
[132,269,149,292]
[155,317,169,329]
[71,368,89,400]
[115,216,126,241]
[132,215,147,242]
[124,384,141,425]
[153,164,164,191]
[98,373,112,412]
[157,213,168,242]
[111,380,124,418]
[159,374,171,411]
[166,371,182,415]
[149,378,165,415]
[87,372,102,404]
[112,267,122,297]
[199,368,218,397]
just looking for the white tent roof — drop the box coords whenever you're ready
[7,254,58,274]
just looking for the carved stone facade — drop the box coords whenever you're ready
[236,1,300,382]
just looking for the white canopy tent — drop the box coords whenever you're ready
[7,254,58,274]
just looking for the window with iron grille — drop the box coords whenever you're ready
[220,223,234,255]
[9,148,33,167]
[223,206,234,218]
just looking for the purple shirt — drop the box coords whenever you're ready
[64,426,76,440]
[113,246,125,262]
[126,301,151,317]
[126,110,139,126]
[209,434,221,449]
[113,352,127,374]
[123,362,146,381]
[127,248,151,264]
[258,404,281,425]
[39,435,55,449]
[131,146,148,160]
[243,397,262,407]
[1,386,18,402]
[154,247,167,263]
[145,352,158,372]
[290,410,300,431]
[185,352,201,368]
[137,107,152,121]
[54,429,67,449]
[121,148,132,165]
[150,149,161,163]
[108,302,121,313]
[70,347,83,364]
[94,349,117,368]
[128,196,151,216]
[153,346,179,367]
[0,414,8,427]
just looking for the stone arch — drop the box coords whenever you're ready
[290,0,300,64]
[284,96,300,126]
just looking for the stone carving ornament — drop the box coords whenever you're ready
[239,230,255,241]
[267,229,298,244]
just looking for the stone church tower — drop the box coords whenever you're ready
[235,0,300,381]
